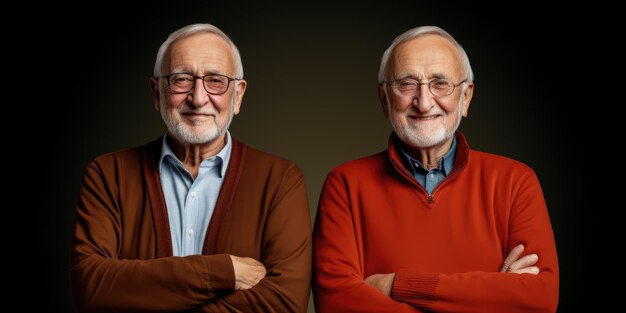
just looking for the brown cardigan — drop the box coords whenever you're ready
[70,137,312,312]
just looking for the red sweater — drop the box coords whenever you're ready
[313,132,558,313]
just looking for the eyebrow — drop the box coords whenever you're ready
[395,73,419,80]
[168,68,227,76]
[394,72,450,81]
[205,69,226,76]
[430,73,449,80]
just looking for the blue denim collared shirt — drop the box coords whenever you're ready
[158,132,232,256]
[399,136,457,195]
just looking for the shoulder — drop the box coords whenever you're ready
[240,143,304,179]
[86,139,159,177]
[469,149,536,178]
[91,146,144,167]
[79,144,150,192]
[87,146,144,173]
[235,143,308,201]
[327,150,387,178]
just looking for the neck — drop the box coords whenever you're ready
[167,133,226,178]
[403,137,453,170]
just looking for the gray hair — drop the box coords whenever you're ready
[378,26,473,83]
[153,23,243,78]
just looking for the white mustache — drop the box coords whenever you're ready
[408,108,445,116]
[178,109,218,115]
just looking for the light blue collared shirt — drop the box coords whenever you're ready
[400,137,457,195]
[159,132,232,256]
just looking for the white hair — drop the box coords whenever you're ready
[153,23,243,78]
[378,26,473,83]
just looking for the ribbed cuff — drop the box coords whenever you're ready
[204,254,235,291]
[391,269,439,310]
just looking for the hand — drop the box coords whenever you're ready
[364,273,396,296]
[500,244,540,274]
[229,255,267,290]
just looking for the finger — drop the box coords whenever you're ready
[510,266,540,275]
[256,267,267,279]
[500,244,525,272]
[250,258,264,267]
[364,274,377,285]
[509,254,538,271]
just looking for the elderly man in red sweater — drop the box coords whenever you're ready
[313,26,558,312]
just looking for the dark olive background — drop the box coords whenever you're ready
[38,3,594,312]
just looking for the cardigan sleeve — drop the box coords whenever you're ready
[391,170,559,313]
[313,171,422,313]
[70,160,235,312]
[191,164,312,313]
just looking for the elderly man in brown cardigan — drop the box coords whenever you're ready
[70,23,311,313]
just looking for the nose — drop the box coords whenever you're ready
[412,82,434,113]
[187,77,210,108]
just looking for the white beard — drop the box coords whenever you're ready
[160,90,236,145]
[390,93,464,148]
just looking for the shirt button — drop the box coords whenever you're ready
[187,229,194,237]
[190,191,196,198]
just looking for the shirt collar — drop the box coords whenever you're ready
[159,131,232,177]
[399,136,457,175]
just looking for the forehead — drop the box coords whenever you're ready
[167,33,235,75]
[391,35,463,79]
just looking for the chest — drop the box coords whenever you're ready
[353,180,510,275]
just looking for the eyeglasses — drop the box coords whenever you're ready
[160,73,239,95]
[385,78,466,97]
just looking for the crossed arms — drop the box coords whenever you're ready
[313,168,559,313]
[70,159,311,312]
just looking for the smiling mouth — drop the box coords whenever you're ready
[182,113,215,121]
[409,114,440,121]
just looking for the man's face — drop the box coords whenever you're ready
[380,35,473,149]
[151,33,246,145]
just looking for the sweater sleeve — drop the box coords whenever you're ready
[70,160,235,312]
[192,164,312,313]
[391,170,559,313]
[313,171,421,313]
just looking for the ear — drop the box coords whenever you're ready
[149,77,161,112]
[378,84,390,118]
[461,82,474,117]
[233,79,247,115]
